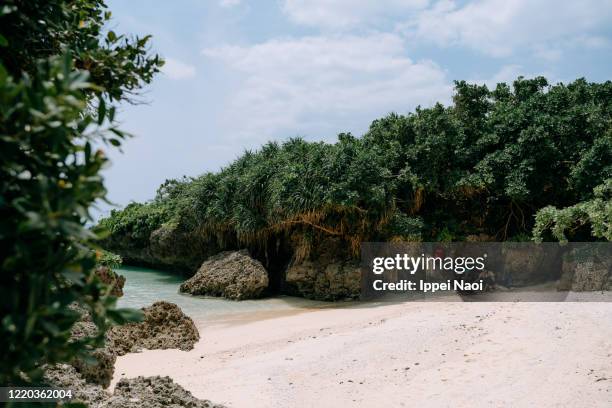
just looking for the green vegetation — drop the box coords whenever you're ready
[100,77,612,264]
[0,0,161,386]
[533,179,612,242]
[103,202,172,246]
[97,249,123,270]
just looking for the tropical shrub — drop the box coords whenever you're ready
[99,77,612,264]
[533,179,612,242]
[97,249,123,270]
[0,0,161,386]
[100,203,171,247]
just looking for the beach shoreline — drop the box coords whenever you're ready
[111,298,612,407]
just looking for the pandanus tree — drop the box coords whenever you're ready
[99,76,612,260]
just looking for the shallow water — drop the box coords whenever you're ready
[115,265,329,323]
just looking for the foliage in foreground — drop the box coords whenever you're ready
[0,0,161,386]
[100,77,612,260]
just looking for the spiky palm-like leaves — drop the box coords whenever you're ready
[100,77,612,256]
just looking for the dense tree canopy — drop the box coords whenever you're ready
[0,0,162,385]
[100,77,612,263]
[0,0,161,102]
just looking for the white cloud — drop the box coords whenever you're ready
[203,33,451,143]
[404,0,612,57]
[220,0,241,7]
[280,1,612,58]
[282,0,429,29]
[161,58,197,80]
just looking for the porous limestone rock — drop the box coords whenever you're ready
[95,266,126,297]
[180,250,269,300]
[285,259,361,300]
[107,301,199,355]
[68,303,116,388]
[44,364,110,407]
[44,367,225,408]
[102,376,224,408]
[558,250,611,291]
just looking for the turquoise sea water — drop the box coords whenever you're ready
[115,265,328,323]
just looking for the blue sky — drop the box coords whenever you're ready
[99,0,612,218]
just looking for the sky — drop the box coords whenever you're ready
[99,0,612,218]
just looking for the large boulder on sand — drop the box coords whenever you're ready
[180,250,269,300]
[107,301,199,355]
[68,302,199,386]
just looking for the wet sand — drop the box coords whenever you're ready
[112,299,612,407]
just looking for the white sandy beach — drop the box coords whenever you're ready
[112,299,612,407]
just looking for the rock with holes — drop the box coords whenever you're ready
[558,248,611,291]
[179,250,269,300]
[285,259,361,300]
[44,364,110,407]
[283,235,360,300]
[95,266,125,297]
[102,376,225,408]
[44,366,225,408]
[71,347,117,388]
[106,301,199,355]
[68,303,117,387]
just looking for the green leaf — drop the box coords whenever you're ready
[97,98,106,125]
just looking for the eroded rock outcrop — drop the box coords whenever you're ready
[44,366,224,408]
[104,376,224,408]
[95,266,126,297]
[45,302,217,406]
[68,301,198,387]
[68,304,117,387]
[44,364,110,407]
[558,250,611,291]
[180,250,269,300]
[102,224,219,274]
[71,347,117,388]
[107,301,199,355]
[500,244,562,286]
[285,259,361,300]
[282,235,361,300]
